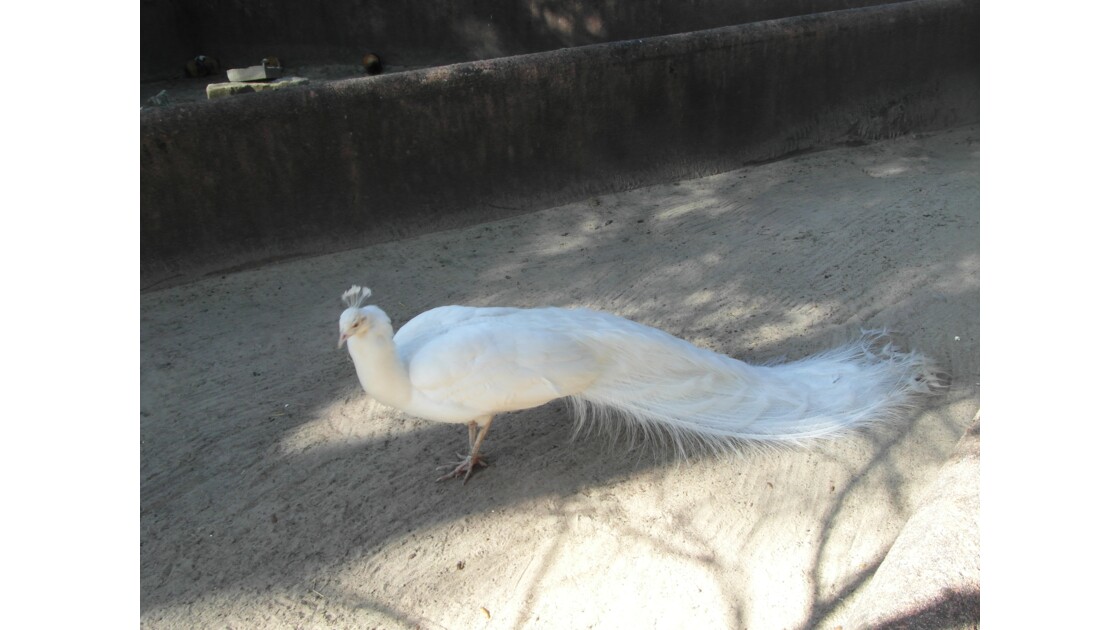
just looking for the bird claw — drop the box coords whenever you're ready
[436,453,489,484]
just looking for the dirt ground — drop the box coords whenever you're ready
[140,125,979,629]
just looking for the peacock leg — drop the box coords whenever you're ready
[437,416,493,484]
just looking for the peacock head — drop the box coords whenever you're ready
[338,285,393,348]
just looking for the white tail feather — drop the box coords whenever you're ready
[565,321,942,455]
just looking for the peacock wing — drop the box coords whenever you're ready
[406,323,601,415]
[394,305,524,349]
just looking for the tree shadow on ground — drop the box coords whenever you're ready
[140,128,978,627]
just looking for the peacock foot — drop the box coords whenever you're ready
[436,453,489,484]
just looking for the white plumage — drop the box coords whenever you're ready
[337,285,942,482]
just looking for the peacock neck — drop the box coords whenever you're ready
[347,334,413,410]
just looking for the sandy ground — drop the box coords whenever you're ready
[140,125,979,629]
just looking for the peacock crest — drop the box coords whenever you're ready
[341,285,372,309]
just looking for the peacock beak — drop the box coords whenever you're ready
[337,332,349,349]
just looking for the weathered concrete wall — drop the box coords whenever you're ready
[140,0,978,286]
[141,0,898,81]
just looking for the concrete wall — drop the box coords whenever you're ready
[141,0,898,81]
[140,0,978,286]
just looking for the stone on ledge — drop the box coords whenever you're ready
[226,65,284,82]
[207,76,309,100]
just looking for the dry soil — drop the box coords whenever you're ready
[140,125,979,629]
